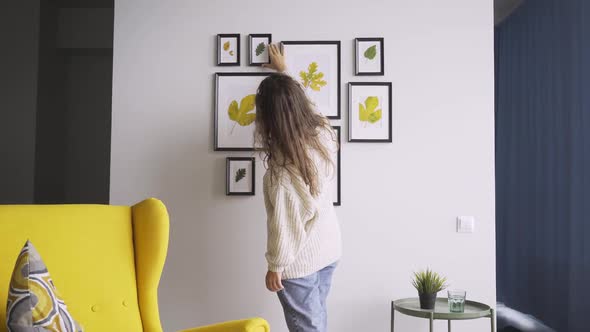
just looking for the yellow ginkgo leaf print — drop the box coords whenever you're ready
[223,41,231,51]
[228,94,256,134]
[299,62,327,91]
[359,96,382,124]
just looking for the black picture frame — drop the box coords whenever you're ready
[355,37,384,76]
[281,40,341,119]
[332,126,342,206]
[248,34,272,66]
[348,82,393,142]
[217,34,240,66]
[226,157,255,196]
[215,72,271,151]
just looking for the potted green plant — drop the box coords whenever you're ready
[411,268,448,310]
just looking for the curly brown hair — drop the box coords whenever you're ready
[254,73,335,196]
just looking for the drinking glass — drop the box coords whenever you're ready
[447,289,466,313]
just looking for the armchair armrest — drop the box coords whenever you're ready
[178,317,269,332]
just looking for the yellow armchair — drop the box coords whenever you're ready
[0,198,269,332]
[179,318,269,332]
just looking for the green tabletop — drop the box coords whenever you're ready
[391,297,495,332]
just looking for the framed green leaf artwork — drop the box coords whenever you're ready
[226,157,255,196]
[355,38,384,76]
[281,41,341,119]
[248,34,272,66]
[348,82,392,142]
[215,73,270,151]
[217,34,240,66]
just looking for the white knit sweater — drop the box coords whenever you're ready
[263,128,342,279]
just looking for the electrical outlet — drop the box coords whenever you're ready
[457,216,475,233]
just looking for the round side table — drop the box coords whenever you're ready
[391,297,495,332]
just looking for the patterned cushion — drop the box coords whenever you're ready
[6,240,83,332]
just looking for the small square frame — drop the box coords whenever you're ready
[217,34,240,66]
[226,157,255,196]
[248,34,272,66]
[355,37,384,76]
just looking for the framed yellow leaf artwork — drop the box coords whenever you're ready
[215,72,270,151]
[281,41,341,119]
[217,34,240,66]
[348,82,392,142]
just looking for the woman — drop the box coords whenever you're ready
[255,44,342,332]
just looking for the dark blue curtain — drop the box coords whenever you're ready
[495,1,589,331]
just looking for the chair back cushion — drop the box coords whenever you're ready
[0,204,143,332]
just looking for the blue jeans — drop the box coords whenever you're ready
[277,262,338,332]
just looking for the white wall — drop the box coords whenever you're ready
[111,1,496,331]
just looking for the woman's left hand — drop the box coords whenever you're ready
[265,270,284,292]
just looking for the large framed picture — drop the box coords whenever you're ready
[215,72,270,151]
[331,126,341,206]
[217,34,240,66]
[281,41,341,119]
[248,34,272,66]
[348,82,392,142]
[355,38,384,75]
[226,157,255,196]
